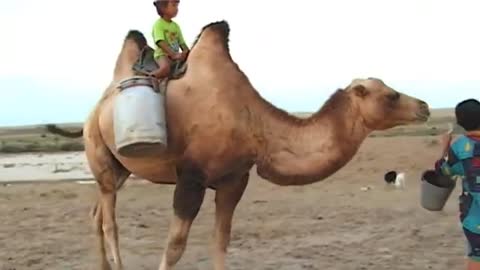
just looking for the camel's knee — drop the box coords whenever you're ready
[101,210,118,237]
[170,233,188,250]
[91,203,103,232]
[102,222,118,236]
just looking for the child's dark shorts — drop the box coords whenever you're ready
[464,227,480,261]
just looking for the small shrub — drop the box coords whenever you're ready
[24,143,43,152]
[0,144,26,153]
[59,142,84,151]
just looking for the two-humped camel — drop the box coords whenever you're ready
[46,21,430,270]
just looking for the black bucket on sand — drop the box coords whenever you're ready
[420,170,456,211]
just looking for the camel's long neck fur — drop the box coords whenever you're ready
[251,90,372,185]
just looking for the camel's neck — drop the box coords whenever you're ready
[251,90,371,185]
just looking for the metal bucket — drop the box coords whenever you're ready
[113,76,168,157]
[420,170,456,211]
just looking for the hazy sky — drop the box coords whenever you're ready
[1,0,479,126]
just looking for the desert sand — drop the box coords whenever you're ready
[0,135,468,270]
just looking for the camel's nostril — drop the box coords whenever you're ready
[421,107,430,117]
[418,100,430,115]
[418,100,428,107]
[423,106,430,115]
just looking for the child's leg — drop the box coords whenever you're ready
[464,228,480,270]
[150,56,172,79]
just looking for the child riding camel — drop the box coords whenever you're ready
[149,0,189,83]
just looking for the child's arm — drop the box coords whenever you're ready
[153,21,181,59]
[179,44,190,60]
[435,148,455,177]
[440,124,454,156]
[435,135,463,178]
[440,129,453,157]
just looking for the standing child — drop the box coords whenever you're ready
[435,98,480,270]
[150,0,189,82]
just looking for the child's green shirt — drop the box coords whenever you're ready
[152,18,186,60]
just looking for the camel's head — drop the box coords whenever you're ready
[347,77,430,130]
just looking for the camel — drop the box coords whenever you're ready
[46,20,431,270]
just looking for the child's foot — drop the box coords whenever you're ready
[158,79,168,94]
[149,70,161,78]
[150,78,167,94]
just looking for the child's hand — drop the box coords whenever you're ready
[171,53,183,61]
[440,127,453,156]
[180,51,188,61]
[148,70,160,78]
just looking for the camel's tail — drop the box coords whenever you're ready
[45,124,83,138]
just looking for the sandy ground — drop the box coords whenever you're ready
[0,136,469,270]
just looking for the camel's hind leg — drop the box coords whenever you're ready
[86,142,130,270]
[211,172,249,270]
[90,203,109,269]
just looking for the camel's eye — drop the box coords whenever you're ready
[387,91,400,101]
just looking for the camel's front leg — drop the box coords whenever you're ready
[158,165,206,270]
[211,172,249,270]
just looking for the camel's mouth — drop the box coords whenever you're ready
[416,106,431,120]
[414,112,430,122]
[413,103,431,123]
[396,111,430,126]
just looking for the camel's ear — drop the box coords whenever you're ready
[353,84,369,98]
